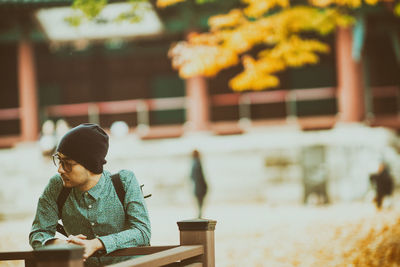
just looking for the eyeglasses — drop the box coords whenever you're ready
[52,154,77,172]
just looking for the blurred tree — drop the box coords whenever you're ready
[161,0,399,91]
[70,0,400,91]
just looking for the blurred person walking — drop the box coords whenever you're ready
[190,149,208,218]
[369,162,394,209]
[29,123,151,266]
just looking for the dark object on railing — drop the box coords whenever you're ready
[0,219,217,267]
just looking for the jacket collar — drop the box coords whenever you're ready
[86,172,107,200]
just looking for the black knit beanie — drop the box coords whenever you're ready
[56,123,109,174]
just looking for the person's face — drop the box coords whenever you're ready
[52,153,91,189]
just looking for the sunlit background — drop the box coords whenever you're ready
[1,0,400,266]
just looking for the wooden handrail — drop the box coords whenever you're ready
[108,246,179,257]
[0,246,204,267]
[40,88,336,119]
[0,86,398,121]
[0,244,84,267]
[44,97,187,118]
[0,250,35,261]
[0,219,217,267]
[0,107,19,120]
[109,245,204,267]
[0,246,193,265]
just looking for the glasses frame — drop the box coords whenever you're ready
[52,154,77,172]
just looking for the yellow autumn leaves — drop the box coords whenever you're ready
[156,0,186,8]
[231,36,330,90]
[168,42,239,78]
[243,0,290,18]
[310,0,380,8]
[157,0,395,91]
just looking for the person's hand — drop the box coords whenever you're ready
[67,235,104,259]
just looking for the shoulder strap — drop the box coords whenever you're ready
[111,173,125,207]
[57,187,71,218]
[56,187,71,237]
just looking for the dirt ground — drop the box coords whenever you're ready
[2,198,400,267]
[1,130,400,266]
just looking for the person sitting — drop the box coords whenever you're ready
[29,123,151,266]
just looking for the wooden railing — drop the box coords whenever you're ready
[0,219,217,267]
[0,86,399,146]
[0,86,398,123]
[40,87,339,125]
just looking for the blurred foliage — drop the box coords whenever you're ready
[162,0,399,91]
[65,0,148,26]
[114,0,151,23]
[157,0,214,7]
[72,0,107,19]
[395,2,400,15]
[69,0,399,91]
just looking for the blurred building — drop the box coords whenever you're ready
[0,0,399,148]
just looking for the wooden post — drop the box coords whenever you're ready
[177,219,217,267]
[335,26,365,123]
[185,76,210,132]
[33,244,84,267]
[18,36,39,141]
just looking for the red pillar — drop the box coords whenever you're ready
[185,76,210,132]
[18,37,39,141]
[335,27,365,123]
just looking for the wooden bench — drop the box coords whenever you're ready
[0,219,216,267]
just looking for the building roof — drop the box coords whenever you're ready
[0,0,69,3]
[0,0,71,8]
[35,2,164,43]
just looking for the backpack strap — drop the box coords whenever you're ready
[56,186,71,237]
[56,222,68,237]
[57,187,71,218]
[111,173,125,207]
